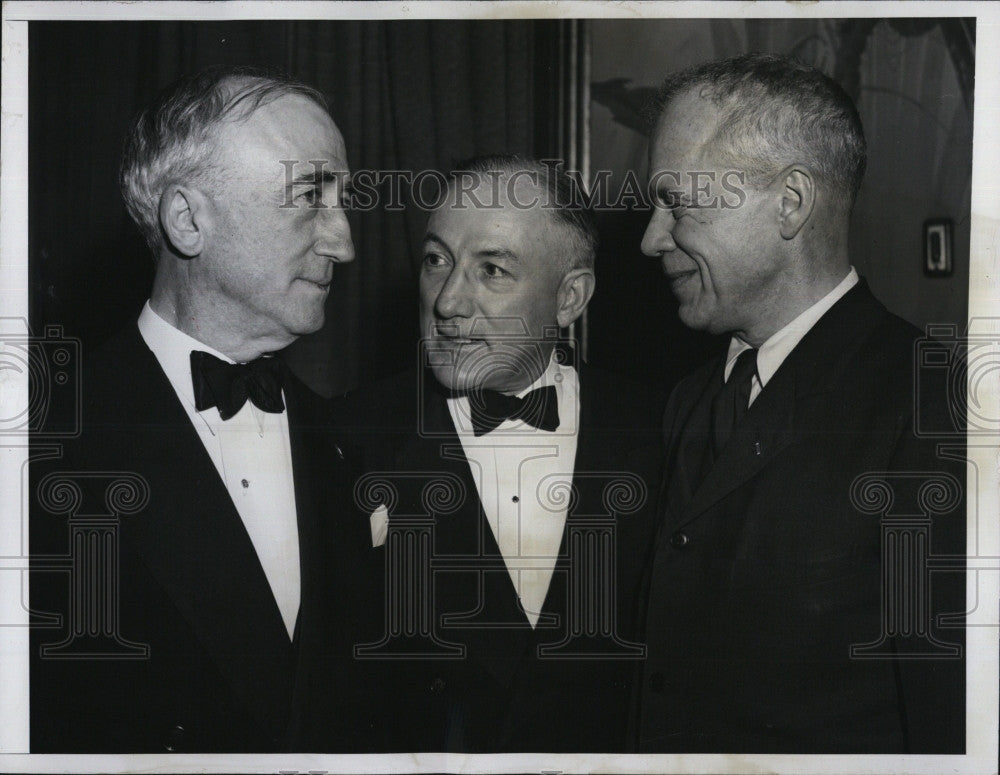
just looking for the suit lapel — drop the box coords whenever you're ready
[283,371,353,597]
[678,367,798,528]
[116,328,297,739]
[537,366,601,624]
[571,365,603,513]
[401,382,485,557]
[410,378,539,687]
[662,363,719,524]
[676,280,887,527]
[285,374,370,740]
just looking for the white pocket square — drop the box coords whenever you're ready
[370,504,389,548]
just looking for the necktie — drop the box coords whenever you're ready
[190,350,286,421]
[469,385,559,436]
[710,348,758,457]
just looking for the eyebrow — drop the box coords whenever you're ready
[476,247,520,262]
[285,169,349,193]
[423,232,451,252]
[423,232,520,262]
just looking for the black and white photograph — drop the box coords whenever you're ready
[1,1,997,773]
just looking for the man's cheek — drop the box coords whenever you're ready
[417,295,438,323]
[474,314,534,338]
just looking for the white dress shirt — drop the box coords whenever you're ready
[138,302,301,640]
[447,353,580,628]
[725,267,859,403]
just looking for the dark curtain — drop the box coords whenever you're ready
[29,20,547,396]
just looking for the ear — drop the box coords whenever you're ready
[158,184,210,258]
[556,267,596,329]
[777,166,815,240]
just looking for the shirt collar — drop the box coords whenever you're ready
[514,348,573,401]
[725,267,859,386]
[137,300,236,412]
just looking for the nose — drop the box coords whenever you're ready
[640,207,677,257]
[314,206,356,264]
[434,267,474,320]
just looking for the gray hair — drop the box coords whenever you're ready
[447,154,598,272]
[120,65,329,255]
[650,52,867,208]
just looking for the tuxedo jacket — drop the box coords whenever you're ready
[637,280,966,753]
[297,365,665,752]
[29,322,374,753]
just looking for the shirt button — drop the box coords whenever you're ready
[241,479,249,489]
[670,531,690,549]
[430,677,446,693]
[512,495,519,503]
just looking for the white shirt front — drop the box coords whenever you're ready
[446,353,580,629]
[137,302,301,640]
[726,267,860,403]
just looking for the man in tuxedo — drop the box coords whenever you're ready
[636,53,966,752]
[321,156,664,752]
[29,66,369,752]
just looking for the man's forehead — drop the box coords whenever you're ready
[221,93,343,145]
[211,104,348,184]
[429,193,560,255]
[437,195,552,234]
[650,89,725,169]
[427,201,523,237]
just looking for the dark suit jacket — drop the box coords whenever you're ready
[297,364,665,752]
[637,280,966,753]
[29,322,373,753]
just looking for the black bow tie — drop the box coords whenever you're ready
[469,385,559,436]
[190,350,286,421]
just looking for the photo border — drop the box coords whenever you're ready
[1,2,996,773]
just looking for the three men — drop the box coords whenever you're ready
[29,53,968,757]
[30,66,369,752]
[636,53,965,753]
[311,156,663,752]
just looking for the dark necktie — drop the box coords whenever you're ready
[710,347,758,457]
[190,350,286,421]
[469,385,559,436]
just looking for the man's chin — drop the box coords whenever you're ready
[427,364,523,395]
[428,365,478,393]
[677,302,714,333]
[288,309,326,337]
